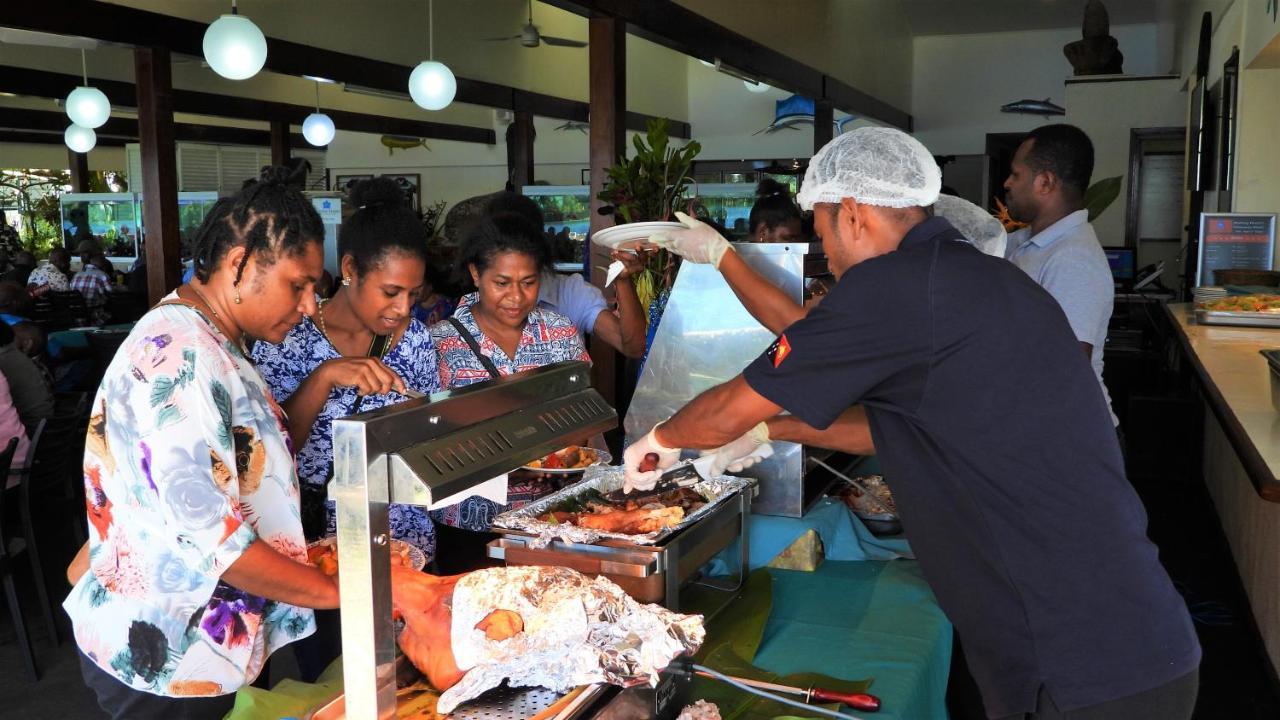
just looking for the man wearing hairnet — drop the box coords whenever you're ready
[627,128,1199,719]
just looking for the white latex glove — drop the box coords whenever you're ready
[649,211,733,268]
[699,422,771,476]
[622,423,681,493]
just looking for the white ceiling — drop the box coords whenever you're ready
[902,0,1184,36]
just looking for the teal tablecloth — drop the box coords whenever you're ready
[753,561,951,720]
[47,322,134,349]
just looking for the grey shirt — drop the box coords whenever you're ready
[0,344,54,434]
[1006,210,1117,425]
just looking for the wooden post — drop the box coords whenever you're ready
[507,110,535,190]
[588,15,626,437]
[814,99,834,153]
[67,147,91,193]
[134,47,181,305]
[270,119,291,168]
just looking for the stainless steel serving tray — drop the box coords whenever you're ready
[492,465,755,546]
[1196,308,1280,328]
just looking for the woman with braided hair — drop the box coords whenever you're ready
[64,167,340,719]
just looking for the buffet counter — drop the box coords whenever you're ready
[1163,303,1280,672]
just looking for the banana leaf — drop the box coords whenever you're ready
[1084,175,1123,222]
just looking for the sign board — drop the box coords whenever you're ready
[1196,212,1276,286]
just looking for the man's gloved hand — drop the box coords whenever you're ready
[649,211,734,268]
[699,422,771,476]
[622,423,681,493]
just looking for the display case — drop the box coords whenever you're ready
[59,193,139,262]
[688,183,758,239]
[522,185,590,266]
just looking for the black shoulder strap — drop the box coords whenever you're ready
[448,317,501,379]
[367,332,390,360]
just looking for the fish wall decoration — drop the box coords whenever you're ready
[999,98,1066,116]
[380,134,432,155]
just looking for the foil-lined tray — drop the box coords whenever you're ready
[1196,308,1280,328]
[493,465,754,547]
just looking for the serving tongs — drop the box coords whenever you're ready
[603,456,715,503]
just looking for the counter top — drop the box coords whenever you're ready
[1165,303,1280,500]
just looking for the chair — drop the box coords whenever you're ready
[0,435,41,680]
[53,392,91,544]
[7,414,82,653]
[104,291,147,324]
[49,291,89,329]
[86,331,129,388]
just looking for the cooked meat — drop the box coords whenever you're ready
[574,506,685,534]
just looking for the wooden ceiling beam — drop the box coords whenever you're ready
[0,65,495,144]
[0,2,690,139]
[0,107,313,149]
[546,0,912,131]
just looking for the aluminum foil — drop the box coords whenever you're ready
[493,465,754,547]
[440,566,705,713]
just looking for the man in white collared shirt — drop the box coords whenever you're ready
[1003,124,1117,427]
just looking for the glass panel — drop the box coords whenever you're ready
[521,185,591,264]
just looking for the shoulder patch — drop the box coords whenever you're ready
[766,334,792,368]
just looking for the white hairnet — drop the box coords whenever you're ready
[932,194,1008,257]
[797,127,941,211]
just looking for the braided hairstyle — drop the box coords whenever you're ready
[456,212,552,291]
[191,166,324,284]
[748,177,801,236]
[340,177,428,276]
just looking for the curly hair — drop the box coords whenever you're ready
[340,176,428,276]
[455,212,552,289]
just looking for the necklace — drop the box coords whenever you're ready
[186,284,248,355]
[316,298,328,335]
[190,284,220,317]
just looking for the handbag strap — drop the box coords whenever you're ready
[448,317,502,379]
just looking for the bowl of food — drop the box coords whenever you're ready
[307,536,428,574]
[830,476,902,536]
[520,446,611,475]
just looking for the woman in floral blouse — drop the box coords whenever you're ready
[252,178,438,680]
[428,213,589,566]
[63,170,338,720]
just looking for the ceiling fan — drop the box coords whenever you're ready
[485,0,587,48]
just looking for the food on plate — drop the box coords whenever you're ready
[526,446,599,470]
[1199,294,1280,313]
[538,486,706,535]
[307,539,415,576]
[638,452,660,472]
[832,476,897,516]
[391,565,704,713]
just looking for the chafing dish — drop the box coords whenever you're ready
[1196,307,1280,328]
[329,362,617,719]
[488,467,755,610]
[624,242,836,517]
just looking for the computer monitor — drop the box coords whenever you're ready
[1105,247,1136,284]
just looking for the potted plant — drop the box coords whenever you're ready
[597,119,701,348]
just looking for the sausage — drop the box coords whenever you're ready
[638,452,660,473]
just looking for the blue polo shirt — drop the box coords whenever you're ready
[743,217,1198,717]
[538,271,607,337]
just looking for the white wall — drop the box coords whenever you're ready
[913,24,1166,156]
[0,143,126,172]
[1063,77,1186,248]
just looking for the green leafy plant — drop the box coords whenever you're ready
[597,118,701,318]
[1084,175,1122,221]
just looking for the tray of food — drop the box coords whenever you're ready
[308,536,429,573]
[1197,294,1280,327]
[520,446,611,474]
[494,465,754,546]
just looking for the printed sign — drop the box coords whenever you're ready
[1196,213,1276,286]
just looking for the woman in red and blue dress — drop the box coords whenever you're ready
[428,212,588,568]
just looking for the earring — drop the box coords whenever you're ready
[342,276,352,286]
[233,286,241,304]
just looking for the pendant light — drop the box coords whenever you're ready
[408,0,456,111]
[203,0,268,80]
[65,49,111,129]
[64,124,96,153]
[302,82,336,146]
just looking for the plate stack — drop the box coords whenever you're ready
[1193,286,1227,305]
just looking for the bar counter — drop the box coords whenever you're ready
[1164,302,1280,672]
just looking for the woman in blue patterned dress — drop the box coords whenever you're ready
[252,178,439,678]
[428,212,590,571]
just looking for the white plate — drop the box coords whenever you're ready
[308,536,428,570]
[590,221,684,250]
[519,447,612,474]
